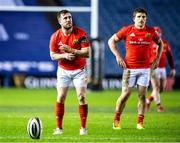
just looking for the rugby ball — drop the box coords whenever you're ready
[27,117,42,139]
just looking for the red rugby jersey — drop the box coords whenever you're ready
[150,39,175,69]
[116,25,161,69]
[49,26,90,70]
[149,42,158,64]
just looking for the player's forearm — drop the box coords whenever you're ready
[156,40,164,61]
[50,52,67,61]
[60,45,90,58]
[166,51,175,69]
[108,36,121,58]
[151,40,163,69]
[72,47,90,58]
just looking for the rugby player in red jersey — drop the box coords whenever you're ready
[49,10,90,135]
[146,26,176,112]
[108,8,163,129]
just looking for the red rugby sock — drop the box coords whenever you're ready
[114,112,120,126]
[79,104,88,128]
[55,102,64,129]
[137,114,144,124]
[148,96,154,103]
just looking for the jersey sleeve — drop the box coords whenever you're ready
[152,29,161,44]
[165,40,175,69]
[79,32,90,48]
[49,33,58,52]
[116,26,127,40]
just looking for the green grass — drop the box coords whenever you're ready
[0,88,180,142]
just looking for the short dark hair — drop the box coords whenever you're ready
[57,9,71,19]
[133,7,148,18]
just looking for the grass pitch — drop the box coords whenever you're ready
[0,88,180,142]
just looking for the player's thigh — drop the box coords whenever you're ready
[159,68,167,91]
[137,85,147,97]
[151,69,157,79]
[56,87,69,102]
[122,69,136,88]
[151,76,160,89]
[73,68,88,88]
[75,86,86,95]
[137,69,150,87]
[159,68,167,79]
[120,86,132,101]
[160,77,166,92]
[57,67,72,87]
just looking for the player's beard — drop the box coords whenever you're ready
[64,26,72,30]
[64,22,73,30]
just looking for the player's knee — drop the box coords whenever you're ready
[78,94,85,103]
[57,94,66,103]
[154,86,159,91]
[121,96,127,103]
[122,87,131,95]
[139,94,146,101]
[120,92,130,102]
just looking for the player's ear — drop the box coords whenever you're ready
[132,17,135,22]
[58,19,62,26]
[58,19,61,24]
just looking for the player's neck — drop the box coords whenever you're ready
[62,27,73,36]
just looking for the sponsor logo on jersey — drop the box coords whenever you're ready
[145,33,151,38]
[58,41,63,46]
[73,39,79,44]
[130,33,135,37]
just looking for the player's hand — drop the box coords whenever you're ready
[59,44,72,53]
[64,53,75,61]
[151,58,159,69]
[116,56,126,68]
[170,69,176,78]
